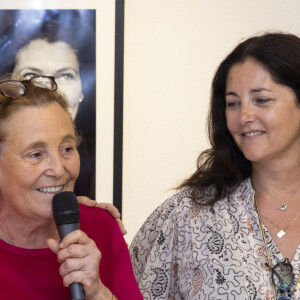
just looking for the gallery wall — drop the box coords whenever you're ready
[122,0,300,243]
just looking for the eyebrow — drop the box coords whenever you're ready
[23,135,76,152]
[23,141,47,153]
[250,88,272,93]
[18,67,41,73]
[225,88,272,97]
[61,134,77,143]
[55,68,79,76]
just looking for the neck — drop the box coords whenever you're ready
[251,161,300,213]
[0,210,57,249]
[252,159,300,193]
[0,222,57,249]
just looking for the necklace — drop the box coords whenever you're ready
[258,208,300,239]
[255,195,300,299]
[280,204,288,211]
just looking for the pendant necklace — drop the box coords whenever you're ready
[280,204,287,211]
[258,205,300,239]
[255,195,300,299]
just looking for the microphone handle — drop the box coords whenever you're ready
[57,223,85,300]
[57,223,80,238]
[70,282,85,300]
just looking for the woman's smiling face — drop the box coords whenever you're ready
[225,58,300,165]
[0,103,80,220]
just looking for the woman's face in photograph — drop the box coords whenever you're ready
[13,39,83,119]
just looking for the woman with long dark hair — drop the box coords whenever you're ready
[130,32,300,300]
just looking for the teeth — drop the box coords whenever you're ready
[244,131,263,137]
[37,186,63,194]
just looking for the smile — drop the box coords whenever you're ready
[243,131,265,137]
[36,186,63,194]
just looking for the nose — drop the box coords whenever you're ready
[44,153,65,177]
[239,102,255,124]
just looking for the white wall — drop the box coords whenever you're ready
[123,0,300,244]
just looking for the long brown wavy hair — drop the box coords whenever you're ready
[178,32,300,204]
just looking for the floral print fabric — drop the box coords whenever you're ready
[129,178,300,299]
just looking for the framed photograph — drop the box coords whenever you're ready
[0,1,124,211]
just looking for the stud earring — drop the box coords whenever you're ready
[79,94,84,103]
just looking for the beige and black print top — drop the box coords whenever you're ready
[129,178,300,299]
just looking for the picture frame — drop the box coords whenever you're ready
[0,0,124,211]
[114,0,125,213]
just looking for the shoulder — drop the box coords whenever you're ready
[79,204,114,222]
[147,188,203,217]
[131,187,214,237]
[140,186,217,225]
[137,189,193,233]
[133,179,252,239]
[79,204,118,238]
[129,180,252,258]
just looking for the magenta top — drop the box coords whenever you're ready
[0,205,143,300]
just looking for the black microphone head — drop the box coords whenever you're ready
[53,191,80,226]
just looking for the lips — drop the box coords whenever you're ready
[242,131,265,137]
[36,186,63,194]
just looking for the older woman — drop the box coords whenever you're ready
[130,32,300,300]
[0,75,142,299]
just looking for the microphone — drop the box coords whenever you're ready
[53,191,85,300]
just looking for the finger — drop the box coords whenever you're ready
[62,269,84,287]
[47,238,60,254]
[62,268,100,289]
[76,197,121,220]
[57,243,87,263]
[58,238,100,263]
[59,256,86,277]
[59,230,89,248]
[96,203,121,219]
[116,218,127,235]
[77,196,97,207]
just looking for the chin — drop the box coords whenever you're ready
[241,152,263,163]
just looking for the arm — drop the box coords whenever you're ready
[129,194,183,299]
[109,219,144,299]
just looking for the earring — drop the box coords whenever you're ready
[79,94,84,103]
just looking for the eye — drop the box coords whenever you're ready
[226,100,240,108]
[28,151,43,160]
[255,97,271,104]
[22,72,39,80]
[61,145,76,157]
[56,73,75,81]
[64,146,74,153]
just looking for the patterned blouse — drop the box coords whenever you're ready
[129,178,300,299]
